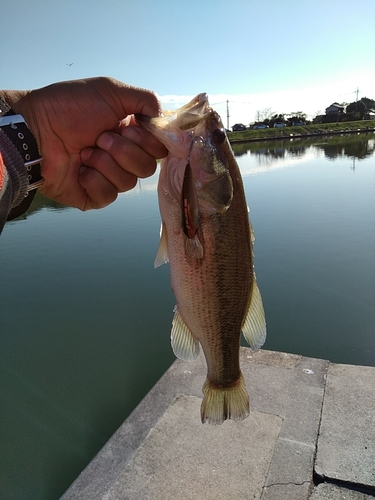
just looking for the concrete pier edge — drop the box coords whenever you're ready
[61,348,375,500]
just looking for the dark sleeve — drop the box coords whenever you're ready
[0,130,29,234]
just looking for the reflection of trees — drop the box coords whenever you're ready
[233,134,375,164]
[314,134,375,160]
[246,140,307,167]
[231,143,251,157]
[344,140,374,159]
[12,192,67,221]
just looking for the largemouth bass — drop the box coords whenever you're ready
[137,93,266,425]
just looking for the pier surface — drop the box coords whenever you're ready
[61,349,375,499]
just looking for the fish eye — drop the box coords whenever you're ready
[213,128,226,144]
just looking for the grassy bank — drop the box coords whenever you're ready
[227,120,375,142]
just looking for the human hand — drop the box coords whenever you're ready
[1,77,167,209]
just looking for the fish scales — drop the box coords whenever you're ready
[172,185,252,383]
[137,94,266,424]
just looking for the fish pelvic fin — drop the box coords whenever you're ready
[242,278,267,350]
[154,222,169,268]
[201,372,249,425]
[171,306,200,362]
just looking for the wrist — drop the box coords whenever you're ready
[0,90,40,147]
[0,95,44,219]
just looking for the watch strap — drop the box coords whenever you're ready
[0,111,44,220]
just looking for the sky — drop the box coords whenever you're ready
[2,0,375,126]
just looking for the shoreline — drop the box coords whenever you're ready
[228,122,375,144]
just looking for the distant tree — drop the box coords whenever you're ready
[269,113,286,127]
[286,111,307,125]
[345,97,375,120]
[362,97,375,109]
[312,114,324,124]
[254,107,273,123]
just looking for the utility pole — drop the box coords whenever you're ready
[226,100,230,130]
[355,88,360,112]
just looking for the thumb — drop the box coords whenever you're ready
[88,77,162,119]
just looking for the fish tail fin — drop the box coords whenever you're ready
[200,372,249,425]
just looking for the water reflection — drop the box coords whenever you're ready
[19,133,375,221]
[1,132,374,500]
[314,135,375,160]
[232,132,375,162]
[12,192,67,220]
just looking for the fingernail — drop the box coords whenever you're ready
[97,132,113,150]
[81,147,94,163]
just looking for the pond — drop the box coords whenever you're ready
[1,133,374,499]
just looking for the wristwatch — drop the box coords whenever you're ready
[0,103,44,219]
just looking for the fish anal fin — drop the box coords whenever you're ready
[242,278,267,350]
[201,372,249,425]
[171,306,200,362]
[154,222,169,268]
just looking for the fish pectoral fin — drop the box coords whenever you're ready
[201,372,249,425]
[242,279,267,350]
[171,306,200,361]
[154,222,169,268]
[185,235,204,259]
[181,162,200,239]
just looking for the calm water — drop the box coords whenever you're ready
[1,133,374,499]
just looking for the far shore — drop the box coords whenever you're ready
[227,120,375,143]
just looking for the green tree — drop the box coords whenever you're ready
[286,111,307,125]
[346,97,375,120]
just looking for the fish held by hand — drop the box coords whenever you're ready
[137,94,266,424]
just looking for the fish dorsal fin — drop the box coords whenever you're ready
[154,222,169,268]
[242,278,267,350]
[171,306,200,361]
[249,219,255,245]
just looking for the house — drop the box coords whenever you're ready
[325,103,346,115]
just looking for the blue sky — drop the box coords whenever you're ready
[2,0,375,125]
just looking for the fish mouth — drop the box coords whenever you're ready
[135,93,211,130]
[136,93,227,161]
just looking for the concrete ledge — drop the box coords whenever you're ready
[315,363,375,487]
[61,349,375,500]
[103,395,282,500]
[310,483,374,499]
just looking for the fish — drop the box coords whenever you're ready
[136,93,266,425]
